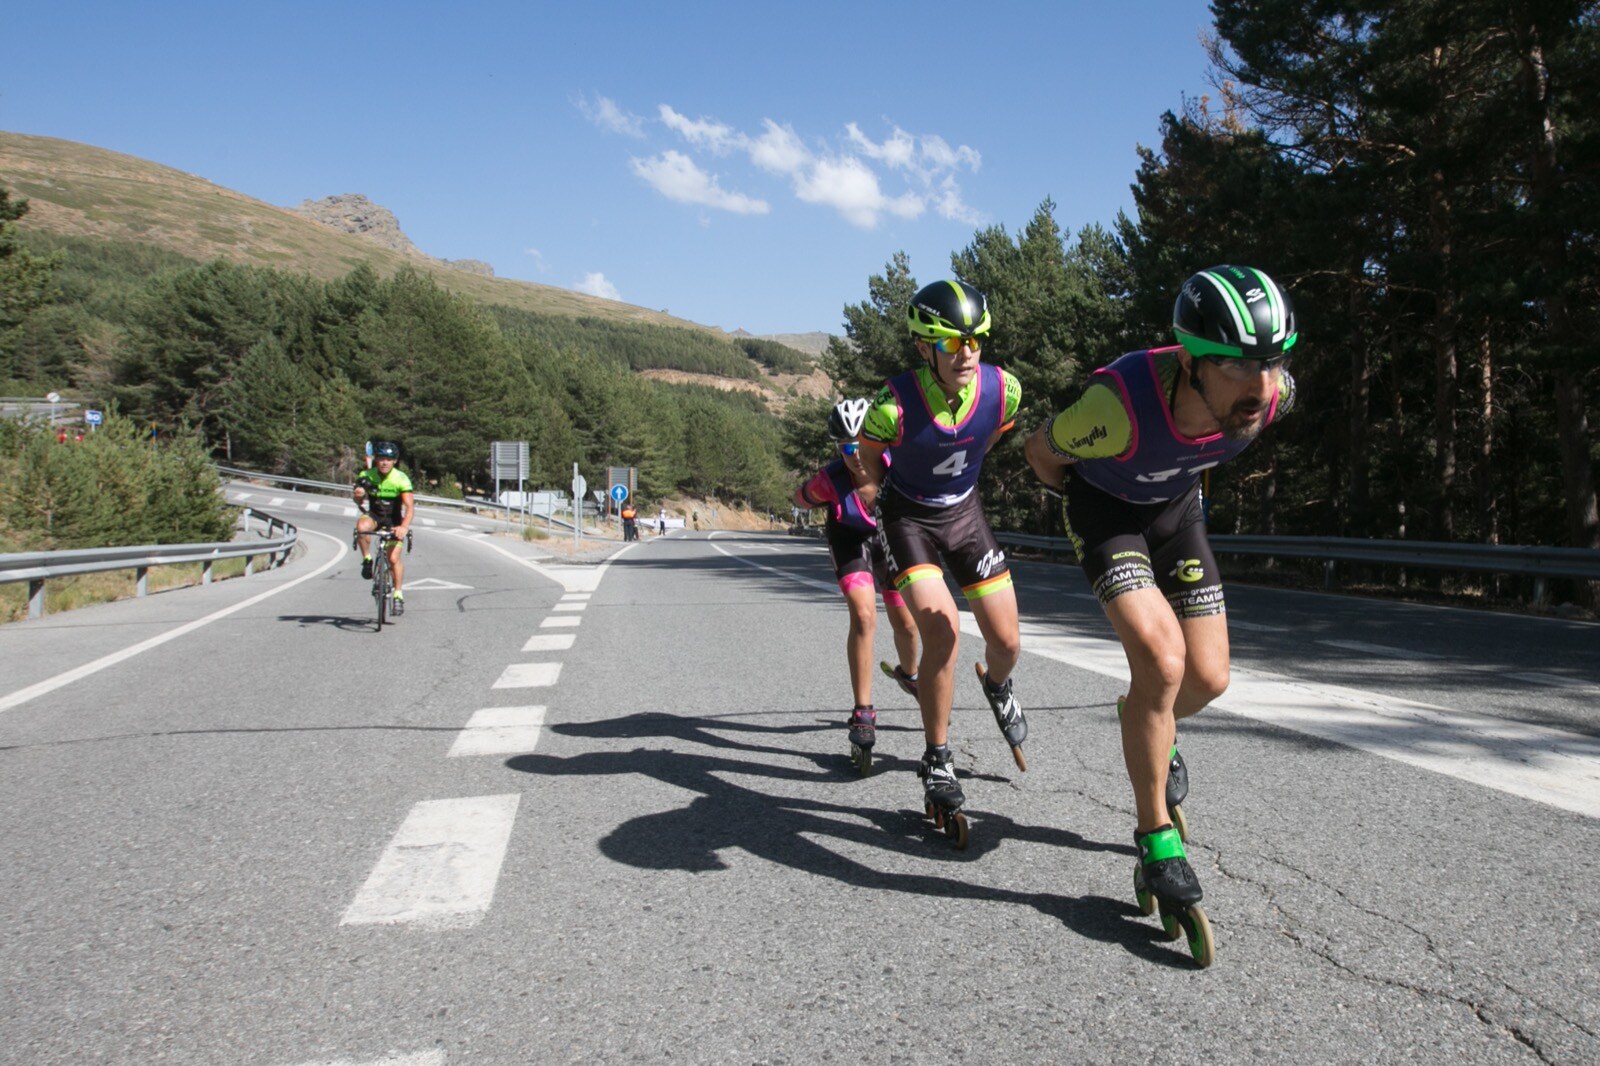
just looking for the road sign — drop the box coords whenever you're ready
[84,409,103,426]
[490,441,529,482]
[610,484,629,504]
[572,473,588,499]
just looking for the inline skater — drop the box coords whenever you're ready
[1023,264,1300,966]
[856,279,1025,847]
[793,398,921,774]
[353,441,415,616]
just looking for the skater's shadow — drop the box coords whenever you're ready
[509,714,1183,967]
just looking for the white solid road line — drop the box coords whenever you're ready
[0,529,347,715]
[1319,639,1444,661]
[709,541,838,594]
[448,705,547,757]
[341,795,520,930]
[995,618,1600,821]
[492,663,562,689]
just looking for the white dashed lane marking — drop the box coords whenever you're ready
[448,706,547,757]
[551,603,587,612]
[278,1052,444,1066]
[540,616,581,628]
[304,502,323,512]
[492,663,562,688]
[341,795,520,929]
[522,634,575,652]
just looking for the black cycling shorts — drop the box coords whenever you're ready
[1061,474,1224,618]
[876,489,1012,600]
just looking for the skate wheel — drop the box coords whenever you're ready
[1159,907,1183,942]
[1133,863,1155,917]
[1011,745,1028,772]
[850,744,871,775]
[945,811,969,850]
[926,801,944,830]
[1171,803,1189,843]
[1181,905,1215,968]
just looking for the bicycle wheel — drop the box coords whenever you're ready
[373,560,390,631]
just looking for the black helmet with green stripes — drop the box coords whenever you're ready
[1173,265,1297,359]
[907,279,991,341]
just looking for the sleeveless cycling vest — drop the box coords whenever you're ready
[884,363,1006,507]
[1073,347,1276,504]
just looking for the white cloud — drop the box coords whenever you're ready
[919,134,981,172]
[659,105,740,154]
[630,151,770,215]
[747,120,811,176]
[524,248,548,272]
[795,156,923,229]
[575,272,622,301]
[934,176,983,225]
[576,94,645,138]
[846,123,916,170]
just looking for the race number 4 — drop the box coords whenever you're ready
[932,450,971,479]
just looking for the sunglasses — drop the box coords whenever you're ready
[930,335,983,354]
[1203,354,1291,380]
[838,441,860,456]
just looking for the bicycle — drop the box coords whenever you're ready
[354,526,412,631]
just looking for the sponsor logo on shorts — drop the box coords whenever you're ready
[1171,559,1205,583]
[975,548,1007,579]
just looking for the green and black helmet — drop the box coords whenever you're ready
[1173,265,1297,359]
[907,279,991,341]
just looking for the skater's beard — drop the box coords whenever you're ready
[1190,367,1267,442]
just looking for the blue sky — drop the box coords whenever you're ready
[4,1,1219,336]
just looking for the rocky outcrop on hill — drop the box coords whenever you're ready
[289,194,495,276]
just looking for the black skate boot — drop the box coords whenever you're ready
[847,707,876,775]
[879,661,919,699]
[976,663,1027,771]
[1132,825,1213,968]
[917,746,968,849]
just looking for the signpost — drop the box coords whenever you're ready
[84,409,103,431]
[492,441,531,529]
[572,465,587,547]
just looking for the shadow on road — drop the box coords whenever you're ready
[507,710,1190,968]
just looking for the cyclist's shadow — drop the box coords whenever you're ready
[508,712,1178,965]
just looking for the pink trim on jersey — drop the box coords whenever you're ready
[1146,345,1224,447]
[839,572,875,595]
[914,365,985,434]
[1097,365,1140,464]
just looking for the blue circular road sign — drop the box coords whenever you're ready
[610,484,629,503]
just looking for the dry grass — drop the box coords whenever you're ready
[0,130,721,332]
[0,557,254,623]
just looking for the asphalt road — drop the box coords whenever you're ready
[2,489,1597,1065]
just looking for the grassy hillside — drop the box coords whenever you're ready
[0,130,724,332]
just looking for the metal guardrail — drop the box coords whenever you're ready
[997,530,1600,601]
[0,509,298,620]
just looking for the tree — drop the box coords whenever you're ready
[0,184,62,386]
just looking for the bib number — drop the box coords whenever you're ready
[931,450,971,479]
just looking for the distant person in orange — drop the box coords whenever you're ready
[620,502,638,541]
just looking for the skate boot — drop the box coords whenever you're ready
[847,707,876,775]
[917,746,969,849]
[1132,825,1214,968]
[1118,696,1191,841]
[976,663,1027,771]
[879,661,919,699]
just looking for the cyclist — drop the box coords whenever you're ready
[1023,264,1299,918]
[794,398,921,768]
[353,440,415,616]
[855,279,1025,836]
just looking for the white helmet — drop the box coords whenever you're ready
[827,397,870,441]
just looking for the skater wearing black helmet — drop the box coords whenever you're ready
[1024,264,1301,967]
[854,278,1025,849]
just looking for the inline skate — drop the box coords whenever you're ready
[917,746,968,849]
[1118,695,1190,841]
[1132,824,1213,967]
[976,663,1027,771]
[847,706,876,775]
[879,660,919,699]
